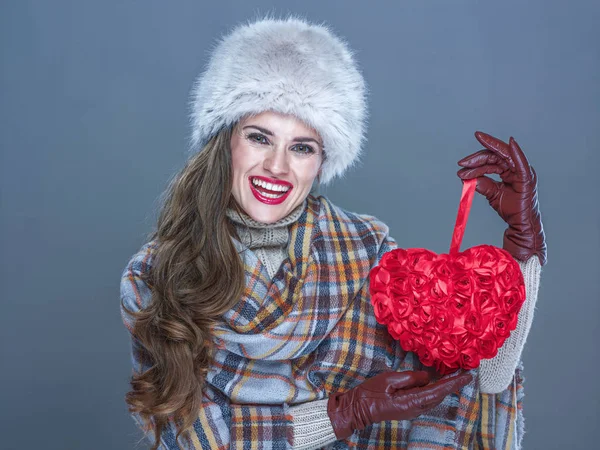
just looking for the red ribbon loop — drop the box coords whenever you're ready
[449,178,477,255]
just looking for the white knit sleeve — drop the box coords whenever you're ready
[289,399,338,449]
[478,255,542,394]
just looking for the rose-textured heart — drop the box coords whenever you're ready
[369,179,526,374]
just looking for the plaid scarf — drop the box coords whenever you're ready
[121,194,524,449]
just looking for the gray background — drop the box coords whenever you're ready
[1,1,598,449]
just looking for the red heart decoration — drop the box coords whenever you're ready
[369,179,526,374]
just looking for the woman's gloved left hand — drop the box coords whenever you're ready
[456,131,547,266]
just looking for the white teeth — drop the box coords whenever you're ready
[251,178,290,192]
[262,192,282,198]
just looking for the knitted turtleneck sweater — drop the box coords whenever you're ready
[226,202,305,279]
[225,202,542,450]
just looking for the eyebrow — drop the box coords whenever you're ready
[242,125,322,146]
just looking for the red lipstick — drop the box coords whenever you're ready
[249,176,293,205]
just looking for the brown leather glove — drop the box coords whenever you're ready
[456,131,547,266]
[327,370,472,440]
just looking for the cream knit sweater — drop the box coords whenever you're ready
[226,203,542,450]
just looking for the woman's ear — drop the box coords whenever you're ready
[310,168,322,195]
[316,169,323,185]
[317,157,325,182]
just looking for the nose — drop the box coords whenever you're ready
[263,147,290,176]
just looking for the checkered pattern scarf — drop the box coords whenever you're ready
[121,195,524,449]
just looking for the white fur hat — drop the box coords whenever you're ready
[189,16,368,185]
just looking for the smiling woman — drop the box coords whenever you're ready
[230,111,324,223]
[119,15,544,450]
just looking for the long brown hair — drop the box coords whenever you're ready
[121,126,246,449]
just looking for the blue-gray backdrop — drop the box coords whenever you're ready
[1,1,598,449]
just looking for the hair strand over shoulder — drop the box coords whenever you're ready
[121,127,245,449]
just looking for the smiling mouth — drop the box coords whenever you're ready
[249,176,293,204]
[251,177,291,197]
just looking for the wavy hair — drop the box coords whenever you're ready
[121,126,246,449]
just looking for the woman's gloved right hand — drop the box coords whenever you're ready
[327,370,473,440]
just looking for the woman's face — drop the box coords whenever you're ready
[230,111,324,224]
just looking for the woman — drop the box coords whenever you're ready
[120,17,545,450]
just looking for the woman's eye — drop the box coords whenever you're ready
[247,133,269,145]
[293,144,315,154]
